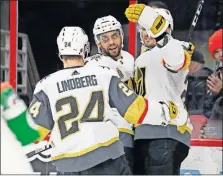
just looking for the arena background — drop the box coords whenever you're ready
[11,0,222,77]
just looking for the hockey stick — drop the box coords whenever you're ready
[26,144,52,158]
[186,0,205,42]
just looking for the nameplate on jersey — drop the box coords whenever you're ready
[57,75,98,93]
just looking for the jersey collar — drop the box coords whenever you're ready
[63,66,84,69]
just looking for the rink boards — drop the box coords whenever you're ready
[24,139,222,175]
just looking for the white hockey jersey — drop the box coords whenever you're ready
[135,37,189,106]
[85,50,135,136]
[29,66,118,160]
[85,50,135,82]
[29,63,160,162]
[134,37,193,142]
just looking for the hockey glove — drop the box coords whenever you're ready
[160,101,188,126]
[125,4,169,39]
[181,42,195,58]
[125,4,146,22]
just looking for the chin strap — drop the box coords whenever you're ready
[156,33,171,48]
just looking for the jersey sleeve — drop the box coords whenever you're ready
[108,76,148,125]
[29,83,54,141]
[161,38,191,72]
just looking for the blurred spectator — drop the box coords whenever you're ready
[206,29,223,120]
[207,29,223,120]
[210,96,223,120]
[208,29,223,63]
[188,49,205,73]
[187,64,222,118]
[186,50,214,117]
[207,29,223,95]
[187,29,223,119]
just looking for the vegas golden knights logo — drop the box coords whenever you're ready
[134,67,146,97]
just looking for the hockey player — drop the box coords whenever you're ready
[1,82,40,174]
[28,26,189,175]
[86,15,135,85]
[125,3,194,175]
[86,15,135,170]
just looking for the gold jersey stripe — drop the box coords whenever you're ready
[51,137,119,161]
[118,128,134,135]
[36,125,50,142]
[124,96,147,125]
[169,122,192,134]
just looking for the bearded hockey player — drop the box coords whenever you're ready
[28,26,189,175]
[125,3,193,175]
[85,15,135,170]
[1,82,40,174]
[89,15,134,83]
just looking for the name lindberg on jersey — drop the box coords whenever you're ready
[56,75,98,93]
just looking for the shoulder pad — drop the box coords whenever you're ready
[97,65,119,78]
[121,50,134,60]
[90,54,103,61]
[85,54,102,64]
[39,74,51,83]
[34,74,51,94]
[135,50,151,63]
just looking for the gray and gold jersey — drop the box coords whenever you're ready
[29,63,147,172]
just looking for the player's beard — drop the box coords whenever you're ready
[101,44,122,59]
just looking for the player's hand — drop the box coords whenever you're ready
[182,42,195,58]
[125,4,146,23]
[161,101,188,126]
[126,4,169,39]
[207,75,222,95]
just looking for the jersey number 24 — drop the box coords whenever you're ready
[56,91,104,140]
